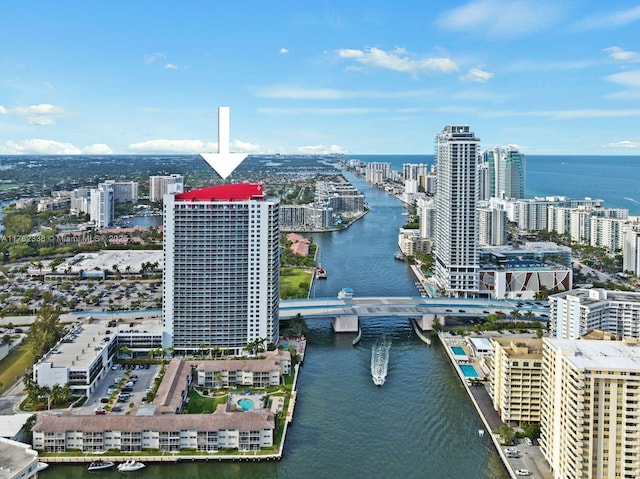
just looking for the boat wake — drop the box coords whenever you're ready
[371,335,391,386]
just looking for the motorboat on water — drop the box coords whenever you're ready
[37,462,49,472]
[337,287,354,299]
[117,460,146,472]
[371,336,391,386]
[87,460,115,471]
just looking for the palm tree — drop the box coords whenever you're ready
[118,345,132,359]
[28,305,64,357]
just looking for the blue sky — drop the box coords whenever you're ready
[1,0,640,156]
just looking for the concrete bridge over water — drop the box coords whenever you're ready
[279,297,550,332]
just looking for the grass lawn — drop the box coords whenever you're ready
[0,342,34,395]
[185,389,227,414]
[280,267,313,299]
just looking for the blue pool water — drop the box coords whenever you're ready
[238,398,255,411]
[452,346,466,356]
[460,364,479,378]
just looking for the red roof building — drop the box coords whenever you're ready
[175,183,264,202]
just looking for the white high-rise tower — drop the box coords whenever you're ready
[163,183,280,355]
[434,125,481,297]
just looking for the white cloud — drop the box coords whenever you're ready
[437,0,562,38]
[145,52,166,64]
[0,105,7,115]
[129,139,218,153]
[336,47,457,75]
[604,46,640,63]
[280,48,289,54]
[605,70,640,89]
[575,5,640,30]
[604,140,640,149]
[3,139,82,154]
[231,140,261,153]
[43,81,54,89]
[295,144,348,154]
[460,68,493,83]
[83,143,113,154]
[164,63,178,69]
[12,103,70,125]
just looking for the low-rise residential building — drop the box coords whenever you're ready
[32,412,274,453]
[193,349,291,389]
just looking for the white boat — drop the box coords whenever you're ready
[337,287,353,299]
[117,461,146,472]
[87,460,115,471]
[37,462,49,472]
[371,336,391,386]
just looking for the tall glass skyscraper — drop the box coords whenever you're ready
[478,146,526,200]
[162,183,280,355]
[434,125,481,297]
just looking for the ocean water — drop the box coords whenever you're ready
[349,154,640,216]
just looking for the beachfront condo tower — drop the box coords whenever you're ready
[162,183,280,355]
[434,125,481,297]
[478,146,526,200]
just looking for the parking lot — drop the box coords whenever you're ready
[79,363,161,416]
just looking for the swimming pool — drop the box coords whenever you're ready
[452,346,466,356]
[460,364,479,378]
[238,398,255,411]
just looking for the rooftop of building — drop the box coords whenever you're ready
[58,250,163,275]
[0,438,38,479]
[552,288,640,305]
[32,410,275,434]
[0,414,34,440]
[37,316,162,370]
[546,338,640,370]
[492,337,543,358]
[175,182,264,202]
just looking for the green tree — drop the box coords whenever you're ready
[3,213,33,236]
[498,424,516,445]
[28,305,64,357]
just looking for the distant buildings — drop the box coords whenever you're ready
[434,125,481,297]
[365,162,393,184]
[89,183,114,228]
[478,147,526,200]
[279,179,363,231]
[163,183,280,355]
[623,227,640,277]
[149,174,184,202]
[550,288,640,340]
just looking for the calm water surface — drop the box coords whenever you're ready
[43,170,508,479]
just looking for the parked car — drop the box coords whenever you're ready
[94,407,106,415]
[515,470,531,476]
[100,397,109,403]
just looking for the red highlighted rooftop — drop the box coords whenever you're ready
[175,183,264,201]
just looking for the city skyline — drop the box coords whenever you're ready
[1,1,640,157]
